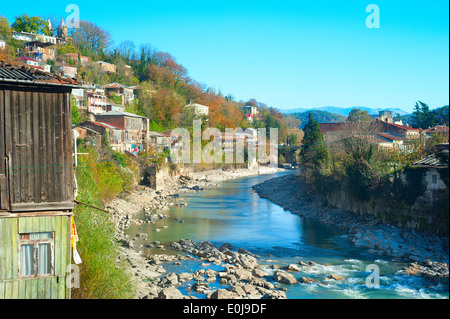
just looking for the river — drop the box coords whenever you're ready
[126,171,449,299]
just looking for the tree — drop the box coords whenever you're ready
[347,108,372,122]
[12,14,51,35]
[412,101,437,129]
[300,113,330,170]
[0,15,12,40]
[70,20,111,55]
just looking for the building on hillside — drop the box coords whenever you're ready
[423,125,449,142]
[105,102,125,113]
[64,53,91,65]
[94,111,150,154]
[0,61,78,299]
[17,57,50,73]
[86,91,107,114]
[75,121,124,152]
[148,131,171,150]
[372,111,394,123]
[184,103,209,117]
[12,31,60,45]
[24,41,55,62]
[104,83,134,105]
[376,120,422,139]
[412,149,449,201]
[55,63,77,78]
[242,105,258,116]
[96,61,116,73]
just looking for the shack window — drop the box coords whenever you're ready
[19,232,54,277]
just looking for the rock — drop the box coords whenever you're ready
[403,263,424,276]
[273,270,298,284]
[298,277,317,284]
[234,269,253,282]
[284,264,302,272]
[158,287,184,299]
[327,274,345,281]
[209,289,235,299]
[252,269,269,278]
[219,243,234,252]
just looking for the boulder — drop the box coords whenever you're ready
[210,289,235,299]
[273,270,298,284]
[158,287,184,299]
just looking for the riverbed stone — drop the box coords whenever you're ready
[158,287,184,299]
[273,270,298,284]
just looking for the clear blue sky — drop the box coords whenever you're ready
[2,0,449,113]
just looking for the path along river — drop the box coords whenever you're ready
[125,171,449,299]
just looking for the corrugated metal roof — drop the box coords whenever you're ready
[0,61,79,86]
[413,150,449,168]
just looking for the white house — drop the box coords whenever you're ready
[185,103,209,117]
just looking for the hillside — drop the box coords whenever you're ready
[288,110,346,128]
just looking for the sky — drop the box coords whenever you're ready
[1,0,449,113]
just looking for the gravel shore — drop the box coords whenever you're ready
[105,166,286,299]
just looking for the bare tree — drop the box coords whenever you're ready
[70,20,111,55]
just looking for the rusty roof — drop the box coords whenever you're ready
[0,61,79,87]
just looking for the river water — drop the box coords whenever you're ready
[126,171,449,299]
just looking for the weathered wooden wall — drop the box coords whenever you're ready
[0,85,74,212]
[0,215,71,299]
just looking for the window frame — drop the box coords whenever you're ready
[18,232,55,278]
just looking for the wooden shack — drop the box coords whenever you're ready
[0,62,77,298]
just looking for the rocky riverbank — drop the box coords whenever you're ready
[252,173,449,279]
[106,165,284,298]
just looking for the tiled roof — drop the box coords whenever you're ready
[424,125,449,134]
[0,61,78,86]
[376,132,406,141]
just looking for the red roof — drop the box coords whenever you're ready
[376,132,406,141]
[377,120,421,131]
[423,125,449,134]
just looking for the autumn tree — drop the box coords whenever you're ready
[0,15,12,40]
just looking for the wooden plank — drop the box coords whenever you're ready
[63,216,70,299]
[11,90,20,205]
[10,218,17,280]
[39,91,48,203]
[3,89,12,211]
[50,276,58,299]
[54,216,62,277]
[0,219,5,280]
[0,282,4,299]
[24,90,32,203]
[10,280,19,299]
[11,202,75,212]
[32,91,40,204]
[4,217,11,280]
[18,278,26,299]
[4,281,12,298]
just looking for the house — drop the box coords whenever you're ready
[423,125,449,142]
[64,53,91,65]
[242,105,258,116]
[0,39,6,49]
[377,120,422,139]
[148,131,171,150]
[12,31,59,45]
[184,103,209,117]
[86,91,107,114]
[104,83,134,105]
[24,41,55,62]
[76,121,124,152]
[94,111,150,154]
[96,61,116,73]
[55,63,77,78]
[0,61,78,299]
[105,102,125,113]
[17,57,51,73]
[412,149,449,200]
[372,110,394,123]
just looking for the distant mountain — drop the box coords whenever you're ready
[280,106,410,117]
[288,110,347,129]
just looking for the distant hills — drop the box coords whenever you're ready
[287,110,346,129]
[280,106,410,117]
